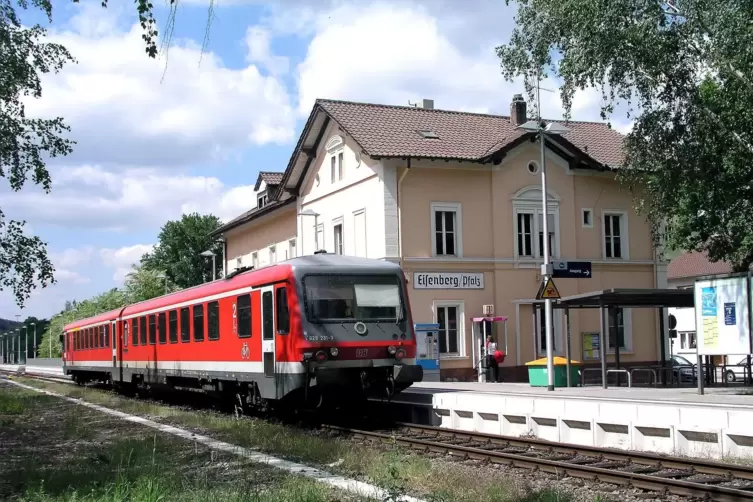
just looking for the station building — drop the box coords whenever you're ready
[214,96,669,381]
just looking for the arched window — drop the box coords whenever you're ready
[511,186,560,259]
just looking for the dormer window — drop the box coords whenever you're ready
[257,192,268,208]
[417,129,439,139]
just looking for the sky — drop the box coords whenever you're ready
[1,0,634,320]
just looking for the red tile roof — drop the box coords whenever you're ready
[667,251,742,280]
[254,171,284,191]
[317,99,625,167]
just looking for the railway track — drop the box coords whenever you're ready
[324,423,753,501]
[8,368,753,500]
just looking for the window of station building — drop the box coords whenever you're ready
[276,287,289,334]
[180,307,190,342]
[158,312,167,344]
[603,212,627,259]
[169,310,178,343]
[132,318,139,346]
[237,294,251,338]
[193,304,205,342]
[139,316,147,345]
[431,203,461,257]
[149,315,157,345]
[105,324,110,348]
[208,301,220,341]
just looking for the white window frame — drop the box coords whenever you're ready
[602,210,629,260]
[581,208,593,228]
[433,300,465,358]
[430,202,463,258]
[512,187,560,260]
[252,252,258,268]
[288,238,296,259]
[330,156,337,184]
[316,224,324,253]
[338,151,344,181]
[353,208,367,258]
[606,307,633,353]
[332,217,344,255]
[269,245,276,264]
[534,306,563,356]
[257,191,268,208]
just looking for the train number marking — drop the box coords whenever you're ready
[355,349,369,358]
[241,342,250,360]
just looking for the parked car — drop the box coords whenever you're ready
[671,355,697,384]
[724,357,752,383]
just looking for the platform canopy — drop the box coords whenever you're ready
[556,288,694,309]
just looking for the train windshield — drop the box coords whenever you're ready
[304,274,404,322]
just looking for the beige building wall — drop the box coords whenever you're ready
[225,204,297,272]
[398,142,660,379]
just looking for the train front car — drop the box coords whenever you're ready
[291,254,422,406]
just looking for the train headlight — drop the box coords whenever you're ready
[329,347,339,357]
[315,350,328,362]
[395,348,406,360]
[387,345,397,355]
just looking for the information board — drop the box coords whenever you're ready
[694,276,752,356]
[581,332,601,360]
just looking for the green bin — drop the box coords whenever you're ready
[525,356,580,387]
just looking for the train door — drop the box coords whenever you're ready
[260,285,275,381]
[111,321,117,380]
[117,320,126,383]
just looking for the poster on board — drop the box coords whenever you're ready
[694,276,752,356]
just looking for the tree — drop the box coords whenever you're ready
[1,0,77,307]
[496,0,753,270]
[124,263,178,304]
[140,213,223,289]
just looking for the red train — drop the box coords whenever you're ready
[61,254,423,411]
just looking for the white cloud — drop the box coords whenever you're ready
[100,244,154,282]
[50,247,94,269]
[3,165,255,231]
[245,26,289,75]
[24,5,295,170]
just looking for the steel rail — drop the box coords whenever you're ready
[324,424,753,501]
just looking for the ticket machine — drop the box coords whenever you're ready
[414,323,440,382]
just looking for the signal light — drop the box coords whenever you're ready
[329,347,339,356]
[315,350,328,362]
[395,348,406,360]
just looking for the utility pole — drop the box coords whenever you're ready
[31,322,36,359]
[517,73,570,391]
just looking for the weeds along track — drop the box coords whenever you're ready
[9,369,753,500]
[324,423,753,501]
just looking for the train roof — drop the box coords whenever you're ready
[63,254,401,331]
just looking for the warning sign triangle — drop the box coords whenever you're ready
[536,277,561,300]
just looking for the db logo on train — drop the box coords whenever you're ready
[240,342,250,360]
[355,348,369,358]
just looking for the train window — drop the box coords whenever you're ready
[74,332,78,351]
[140,316,147,345]
[149,315,156,345]
[105,324,110,348]
[132,318,138,346]
[92,328,97,348]
[169,310,178,343]
[180,307,190,343]
[276,288,289,335]
[193,304,204,342]
[123,321,128,347]
[236,294,251,339]
[84,329,88,349]
[262,290,273,341]
[207,301,220,341]
[158,312,166,344]
[100,326,105,348]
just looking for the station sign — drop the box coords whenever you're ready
[413,272,484,289]
[552,260,592,279]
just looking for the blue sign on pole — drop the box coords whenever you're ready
[724,302,736,326]
[552,260,592,279]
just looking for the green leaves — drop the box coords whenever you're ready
[1,0,77,307]
[497,0,753,270]
[140,213,223,289]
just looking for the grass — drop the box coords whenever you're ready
[0,381,369,502]
[17,378,579,502]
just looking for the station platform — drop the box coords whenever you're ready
[4,362,753,459]
[383,381,753,459]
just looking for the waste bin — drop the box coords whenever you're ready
[525,356,580,387]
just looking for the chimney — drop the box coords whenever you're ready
[510,94,527,126]
[420,99,434,110]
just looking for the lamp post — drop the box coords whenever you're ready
[16,328,21,364]
[516,115,570,392]
[30,322,36,359]
[155,271,168,294]
[23,325,28,363]
[298,209,320,253]
[200,250,216,282]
